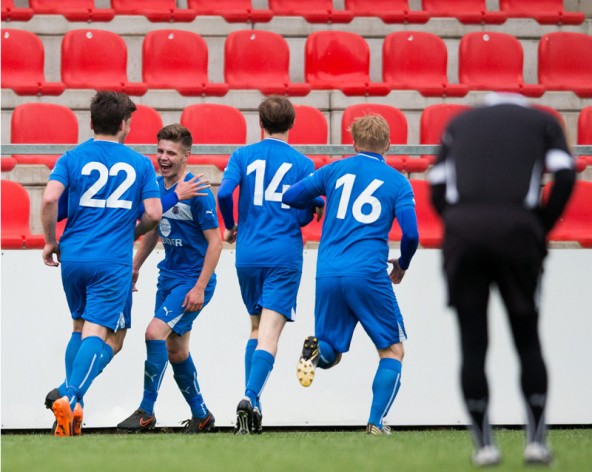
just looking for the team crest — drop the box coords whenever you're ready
[173,206,179,214]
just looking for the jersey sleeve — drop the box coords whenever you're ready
[222,148,243,184]
[193,190,219,231]
[48,152,70,187]
[394,177,415,217]
[139,158,160,200]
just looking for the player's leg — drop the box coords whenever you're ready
[245,316,259,387]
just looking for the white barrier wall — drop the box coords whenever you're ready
[1,248,591,429]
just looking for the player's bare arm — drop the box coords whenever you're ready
[40,180,65,267]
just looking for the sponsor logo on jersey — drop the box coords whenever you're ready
[160,218,172,237]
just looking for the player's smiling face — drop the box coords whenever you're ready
[157,139,189,184]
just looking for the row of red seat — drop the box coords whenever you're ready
[2,28,591,98]
[1,0,585,24]
[5,102,591,173]
[2,178,590,249]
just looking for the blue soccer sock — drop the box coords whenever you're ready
[65,336,105,409]
[58,331,82,396]
[318,340,337,369]
[245,338,258,386]
[139,340,168,416]
[368,358,402,428]
[245,349,275,407]
[172,353,208,419]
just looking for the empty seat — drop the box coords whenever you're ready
[143,30,228,96]
[61,29,148,95]
[290,105,329,168]
[187,0,272,23]
[224,30,310,96]
[1,180,45,249]
[577,106,592,169]
[459,32,544,97]
[125,105,164,170]
[10,103,78,169]
[301,214,323,243]
[382,31,468,98]
[29,0,115,21]
[1,0,33,21]
[341,104,411,172]
[1,157,17,172]
[543,181,592,248]
[269,0,353,23]
[420,104,472,170]
[344,0,428,23]
[422,0,507,24]
[305,31,390,96]
[180,104,247,171]
[111,0,196,22]
[499,0,584,25]
[1,29,65,96]
[538,32,592,98]
[410,179,443,248]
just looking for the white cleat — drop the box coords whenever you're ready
[472,445,501,467]
[524,442,553,465]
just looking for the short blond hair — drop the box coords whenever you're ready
[349,114,390,153]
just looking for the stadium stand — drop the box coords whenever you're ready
[421,0,507,24]
[1,29,65,96]
[341,104,409,172]
[142,30,228,96]
[1,180,44,249]
[543,180,592,248]
[538,32,592,98]
[1,157,17,172]
[187,0,272,23]
[499,0,585,25]
[344,0,428,23]
[224,30,311,96]
[61,29,148,95]
[289,105,329,169]
[458,32,545,97]
[268,0,354,23]
[29,0,115,22]
[382,31,468,98]
[125,104,163,170]
[1,0,33,21]
[409,179,444,248]
[10,103,78,169]
[578,106,592,168]
[111,0,196,22]
[301,212,323,243]
[180,104,246,171]
[305,31,390,96]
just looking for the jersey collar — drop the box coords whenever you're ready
[357,152,385,163]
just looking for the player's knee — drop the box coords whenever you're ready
[168,349,189,364]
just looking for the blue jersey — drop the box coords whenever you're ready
[50,138,160,265]
[301,152,415,277]
[223,138,315,270]
[156,173,219,281]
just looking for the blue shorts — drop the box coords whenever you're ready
[61,261,132,332]
[236,266,302,321]
[154,275,216,336]
[314,275,407,353]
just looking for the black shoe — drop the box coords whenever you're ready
[235,398,253,436]
[252,407,263,434]
[297,336,320,387]
[45,388,61,410]
[117,409,156,432]
[181,412,215,433]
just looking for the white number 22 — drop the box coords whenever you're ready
[247,160,293,209]
[79,162,137,209]
[335,174,384,224]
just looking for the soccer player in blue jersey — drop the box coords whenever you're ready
[117,124,222,433]
[282,114,419,435]
[40,91,162,436]
[217,96,324,435]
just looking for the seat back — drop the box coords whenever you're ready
[1,180,31,248]
[420,104,471,166]
[126,105,163,144]
[544,181,592,247]
[538,32,592,89]
[1,29,46,90]
[578,106,592,164]
[1,0,34,21]
[410,179,443,248]
[290,105,329,168]
[341,104,407,146]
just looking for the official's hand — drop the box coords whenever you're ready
[175,173,211,201]
[224,225,238,244]
[42,242,60,267]
[388,258,405,284]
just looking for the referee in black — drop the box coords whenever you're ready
[429,93,575,467]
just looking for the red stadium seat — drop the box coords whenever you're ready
[459,32,544,97]
[143,30,228,96]
[1,157,17,172]
[181,104,247,171]
[543,181,592,248]
[61,30,148,96]
[410,179,443,248]
[10,103,78,169]
[1,180,45,249]
[341,104,411,172]
[125,105,164,171]
[421,0,507,24]
[382,31,468,98]
[111,0,196,22]
[1,0,33,21]
[187,0,272,23]
[301,213,323,243]
[29,0,114,21]
[291,105,329,169]
[577,106,592,170]
[224,30,311,96]
[269,0,353,23]
[344,0,428,23]
[1,29,65,96]
[538,33,592,98]
[305,31,390,96]
[499,0,584,25]
[420,104,472,169]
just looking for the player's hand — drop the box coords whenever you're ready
[175,173,211,201]
[388,258,405,284]
[314,205,325,222]
[224,225,238,244]
[182,286,205,312]
[131,268,140,292]
[42,242,60,267]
